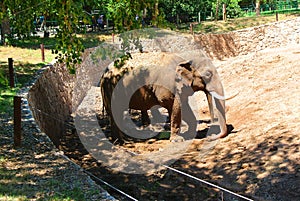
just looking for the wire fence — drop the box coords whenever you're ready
[26,101,254,201]
[12,81,252,200]
[2,60,252,200]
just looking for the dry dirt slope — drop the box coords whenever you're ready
[58,43,300,200]
[87,43,300,201]
[186,44,300,200]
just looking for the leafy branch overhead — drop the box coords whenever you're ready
[0,0,160,73]
[0,0,257,73]
[0,0,86,73]
[52,0,85,74]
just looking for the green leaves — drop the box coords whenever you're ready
[51,0,85,74]
[161,0,207,23]
[113,52,132,69]
[160,0,243,23]
[107,0,155,32]
[212,0,243,19]
[1,0,245,76]
[90,28,158,66]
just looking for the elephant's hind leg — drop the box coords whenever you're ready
[141,110,150,126]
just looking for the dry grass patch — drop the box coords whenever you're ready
[194,13,300,33]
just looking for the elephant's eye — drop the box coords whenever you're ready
[203,71,212,80]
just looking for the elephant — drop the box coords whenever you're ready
[100,51,227,143]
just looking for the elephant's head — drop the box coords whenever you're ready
[176,57,227,139]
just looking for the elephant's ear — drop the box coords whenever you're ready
[178,60,193,71]
[176,60,194,86]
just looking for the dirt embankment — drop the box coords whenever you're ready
[190,44,300,200]
[60,44,300,201]
[62,44,300,201]
[26,18,300,200]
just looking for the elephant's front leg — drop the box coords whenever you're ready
[169,97,183,142]
[181,97,197,140]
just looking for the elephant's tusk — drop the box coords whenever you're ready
[209,91,226,100]
[210,91,239,101]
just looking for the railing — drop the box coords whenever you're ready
[242,0,300,17]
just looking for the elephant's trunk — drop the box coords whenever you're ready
[210,91,227,139]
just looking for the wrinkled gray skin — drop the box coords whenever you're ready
[100,52,227,143]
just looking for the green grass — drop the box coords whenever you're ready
[0,60,46,115]
[193,12,300,33]
[0,157,31,201]
[0,88,16,115]
[0,156,100,201]
[10,34,109,50]
[0,34,104,201]
[245,8,300,17]
[0,33,106,116]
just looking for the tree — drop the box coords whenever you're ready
[159,0,211,24]
[0,0,38,44]
[0,2,10,45]
[0,0,158,73]
[256,0,261,16]
[107,0,157,31]
[215,0,219,21]
[0,0,84,72]
[51,0,85,73]
[159,0,243,23]
[212,0,243,20]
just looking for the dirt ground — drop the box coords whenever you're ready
[206,44,300,200]
[61,43,300,201]
[186,44,300,200]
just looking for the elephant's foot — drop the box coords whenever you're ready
[207,132,227,141]
[170,135,185,142]
[205,124,232,141]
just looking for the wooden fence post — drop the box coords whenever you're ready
[190,23,193,35]
[14,96,22,147]
[8,58,14,88]
[40,44,45,62]
[223,4,227,21]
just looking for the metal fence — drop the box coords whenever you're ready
[242,0,300,15]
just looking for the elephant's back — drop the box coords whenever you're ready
[100,52,183,97]
[100,52,185,114]
[102,52,183,78]
[127,52,183,70]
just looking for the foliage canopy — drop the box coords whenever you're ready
[0,0,258,72]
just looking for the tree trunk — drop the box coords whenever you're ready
[1,18,11,45]
[223,4,227,21]
[256,0,261,16]
[152,0,159,27]
[1,2,11,45]
[215,0,219,21]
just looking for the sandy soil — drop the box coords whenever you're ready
[61,43,300,201]
[130,44,300,200]
[198,44,300,200]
